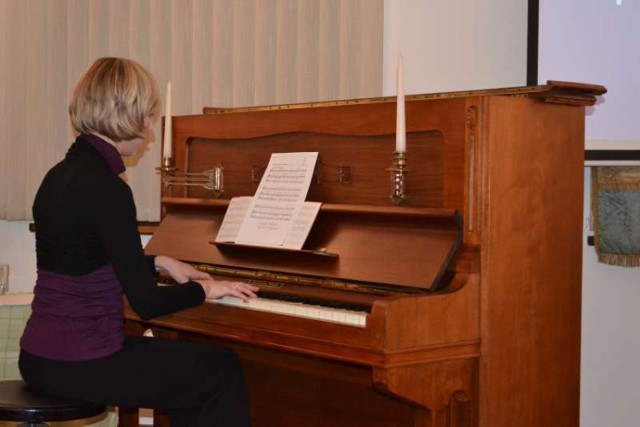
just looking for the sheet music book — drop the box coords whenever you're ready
[215,152,321,250]
[215,197,321,250]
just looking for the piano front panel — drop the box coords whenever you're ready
[160,328,433,427]
[126,320,475,427]
[184,131,446,206]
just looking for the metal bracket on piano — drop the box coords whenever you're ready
[158,157,224,197]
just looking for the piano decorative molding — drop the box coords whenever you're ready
[123,82,606,427]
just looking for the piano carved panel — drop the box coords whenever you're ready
[184,131,446,207]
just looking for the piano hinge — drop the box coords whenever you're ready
[194,264,412,295]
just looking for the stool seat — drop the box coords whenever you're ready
[0,380,106,425]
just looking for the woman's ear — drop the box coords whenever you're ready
[144,115,154,132]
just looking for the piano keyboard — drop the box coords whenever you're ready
[207,295,368,327]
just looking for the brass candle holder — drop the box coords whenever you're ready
[388,151,408,205]
[156,156,177,174]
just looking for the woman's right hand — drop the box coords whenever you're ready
[195,279,259,302]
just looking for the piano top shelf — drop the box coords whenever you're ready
[161,196,459,219]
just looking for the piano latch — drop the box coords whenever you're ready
[251,165,266,182]
[338,166,351,184]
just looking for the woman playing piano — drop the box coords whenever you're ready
[18,57,257,427]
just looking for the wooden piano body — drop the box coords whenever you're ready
[122,82,605,427]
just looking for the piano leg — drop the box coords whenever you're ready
[117,408,139,427]
[153,410,171,427]
[373,358,478,427]
[117,408,170,427]
[449,391,473,427]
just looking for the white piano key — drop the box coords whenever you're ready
[207,296,367,327]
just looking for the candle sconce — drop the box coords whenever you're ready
[387,151,408,205]
[157,157,177,174]
[157,157,224,198]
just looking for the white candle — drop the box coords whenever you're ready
[163,81,172,159]
[395,53,406,153]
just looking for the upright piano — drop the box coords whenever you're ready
[121,82,605,427]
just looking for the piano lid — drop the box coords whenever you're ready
[145,200,462,291]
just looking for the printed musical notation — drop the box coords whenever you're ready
[215,152,320,249]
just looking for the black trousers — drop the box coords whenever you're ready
[19,336,251,427]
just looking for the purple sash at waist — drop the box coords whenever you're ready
[20,264,124,361]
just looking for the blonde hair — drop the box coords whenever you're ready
[69,58,159,142]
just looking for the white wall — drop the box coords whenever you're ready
[581,169,640,427]
[382,0,528,95]
[539,0,640,146]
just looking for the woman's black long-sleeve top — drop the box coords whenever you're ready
[32,134,205,320]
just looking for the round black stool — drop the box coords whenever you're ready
[0,380,106,427]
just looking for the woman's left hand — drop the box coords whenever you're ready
[155,255,212,284]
